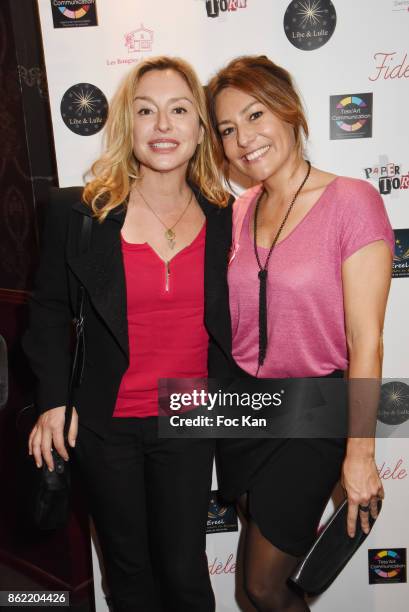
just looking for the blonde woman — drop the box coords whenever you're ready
[23,57,232,612]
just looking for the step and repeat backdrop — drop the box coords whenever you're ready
[36,1,409,610]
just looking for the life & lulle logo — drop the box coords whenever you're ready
[284,0,336,51]
[329,93,373,140]
[378,381,409,424]
[392,230,409,278]
[205,0,248,18]
[207,490,238,534]
[60,83,108,135]
[51,0,98,28]
[364,158,409,196]
[368,548,407,584]
[106,24,154,68]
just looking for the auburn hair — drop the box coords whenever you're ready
[206,55,309,183]
[83,56,229,221]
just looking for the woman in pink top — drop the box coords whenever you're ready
[207,56,394,611]
[24,57,233,612]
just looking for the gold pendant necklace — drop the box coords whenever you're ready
[135,185,193,250]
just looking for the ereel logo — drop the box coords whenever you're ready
[392,230,409,278]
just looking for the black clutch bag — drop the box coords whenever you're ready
[290,498,382,596]
[27,213,92,530]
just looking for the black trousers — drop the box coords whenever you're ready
[74,417,215,612]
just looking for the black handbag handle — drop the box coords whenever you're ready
[63,214,92,443]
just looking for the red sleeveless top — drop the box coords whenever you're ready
[113,224,208,417]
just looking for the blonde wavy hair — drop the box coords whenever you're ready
[83,56,229,221]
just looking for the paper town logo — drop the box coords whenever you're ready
[51,0,98,28]
[330,93,372,140]
[392,230,409,278]
[106,25,154,67]
[284,0,336,51]
[368,549,407,584]
[205,0,248,18]
[369,52,409,81]
[364,160,409,195]
[60,83,108,135]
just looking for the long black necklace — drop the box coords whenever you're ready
[253,160,311,370]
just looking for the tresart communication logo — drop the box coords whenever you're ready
[392,230,409,278]
[207,491,238,534]
[51,0,98,28]
[284,0,336,51]
[329,93,373,140]
[364,160,409,196]
[60,83,108,135]
[205,0,248,19]
[368,548,407,584]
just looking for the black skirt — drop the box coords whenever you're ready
[216,367,346,557]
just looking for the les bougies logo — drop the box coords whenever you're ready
[51,0,98,28]
[106,25,154,68]
[205,0,248,18]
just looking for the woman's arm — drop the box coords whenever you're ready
[341,239,392,536]
[23,190,78,470]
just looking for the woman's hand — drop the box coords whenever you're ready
[28,406,78,471]
[341,452,384,538]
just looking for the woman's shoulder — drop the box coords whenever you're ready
[327,175,382,204]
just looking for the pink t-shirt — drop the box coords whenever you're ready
[228,177,394,378]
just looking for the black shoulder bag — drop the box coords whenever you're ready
[34,213,92,530]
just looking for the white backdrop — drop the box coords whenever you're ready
[37,1,409,610]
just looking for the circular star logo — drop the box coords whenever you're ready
[60,83,108,136]
[378,381,409,426]
[284,0,337,51]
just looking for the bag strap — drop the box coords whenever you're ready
[63,214,92,442]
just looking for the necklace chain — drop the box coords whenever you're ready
[253,160,312,272]
[253,160,311,370]
[134,185,193,249]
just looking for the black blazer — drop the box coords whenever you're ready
[23,186,233,437]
